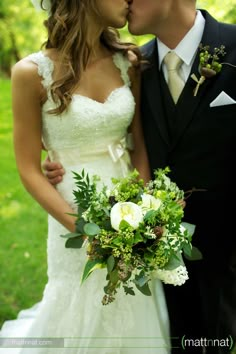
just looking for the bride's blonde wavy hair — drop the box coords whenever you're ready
[40,0,137,114]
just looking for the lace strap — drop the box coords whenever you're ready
[27,51,54,90]
[112,52,132,87]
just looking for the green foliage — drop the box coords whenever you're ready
[62,168,198,305]
[81,259,105,284]
[84,223,101,237]
[0,0,47,76]
[111,169,144,202]
[197,0,236,23]
[72,170,98,211]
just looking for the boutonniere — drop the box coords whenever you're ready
[191,44,226,97]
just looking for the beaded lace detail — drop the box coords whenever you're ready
[28,51,54,89]
[28,51,135,154]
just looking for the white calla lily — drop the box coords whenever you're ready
[110,202,143,231]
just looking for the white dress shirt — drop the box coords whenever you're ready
[157,10,205,83]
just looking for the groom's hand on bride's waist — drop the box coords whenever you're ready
[42,156,65,186]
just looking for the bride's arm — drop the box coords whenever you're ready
[11,60,77,232]
[128,65,151,183]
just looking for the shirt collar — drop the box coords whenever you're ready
[157,10,205,69]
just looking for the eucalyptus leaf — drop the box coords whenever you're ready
[183,243,193,258]
[84,223,101,236]
[134,273,149,287]
[135,282,152,296]
[181,222,196,236]
[65,236,84,249]
[75,218,86,233]
[60,232,81,239]
[164,253,184,270]
[184,246,203,261]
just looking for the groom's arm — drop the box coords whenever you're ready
[128,64,151,183]
[42,156,65,185]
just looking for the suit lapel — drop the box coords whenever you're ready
[170,10,222,149]
[142,40,170,146]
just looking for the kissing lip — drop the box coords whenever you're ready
[124,8,130,18]
[127,8,132,17]
[126,8,131,17]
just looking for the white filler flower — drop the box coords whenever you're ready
[110,202,143,231]
[152,265,189,286]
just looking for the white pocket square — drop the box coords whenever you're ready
[210,91,236,107]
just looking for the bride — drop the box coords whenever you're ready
[0,0,170,352]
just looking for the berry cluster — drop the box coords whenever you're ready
[199,44,226,77]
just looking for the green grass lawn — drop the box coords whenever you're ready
[0,78,47,327]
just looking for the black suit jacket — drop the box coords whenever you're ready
[141,10,236,248]
[141,10,236,190]
[140,10,236,344]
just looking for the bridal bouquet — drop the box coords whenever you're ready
[61,168,201,305]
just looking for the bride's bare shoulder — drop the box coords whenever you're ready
[11,56,40,82]
[11,55,46,98]
[11,48,57,78]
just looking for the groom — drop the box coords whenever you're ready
[128,1,236,353]
[44,0,236,353]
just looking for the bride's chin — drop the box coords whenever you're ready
[111,14,128,29]
[116,19,128,29]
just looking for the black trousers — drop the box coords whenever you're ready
[164,255,236,354]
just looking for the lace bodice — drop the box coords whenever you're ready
[28,51,135,166]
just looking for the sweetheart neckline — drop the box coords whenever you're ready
[72,85,127,105]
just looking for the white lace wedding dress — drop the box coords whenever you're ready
[0,52,170,353]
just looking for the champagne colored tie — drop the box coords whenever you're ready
[164,51,185,103]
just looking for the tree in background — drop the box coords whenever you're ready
[0,0,47,77]
[198,0,236,22]
[0,0,236,77]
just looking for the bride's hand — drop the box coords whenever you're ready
[42,156,65,185]
[127,50,139,67]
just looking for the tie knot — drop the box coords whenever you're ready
[164,51,183,71]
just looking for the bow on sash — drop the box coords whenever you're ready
[108,133,134,176]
